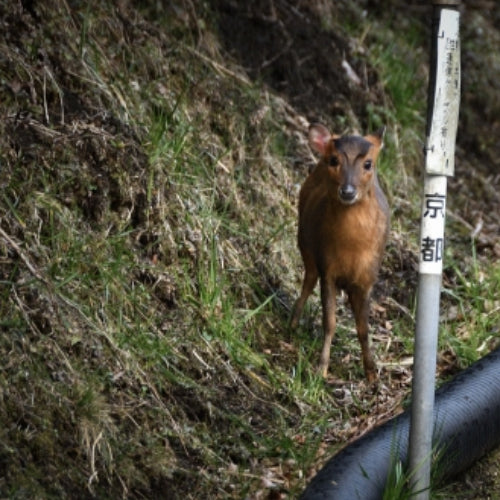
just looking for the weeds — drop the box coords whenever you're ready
[1,0,499,498]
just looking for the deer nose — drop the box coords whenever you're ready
[339,184,357,203]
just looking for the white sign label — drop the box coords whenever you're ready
[419,176,447,274]
[425,9,460,176]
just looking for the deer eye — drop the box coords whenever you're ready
[329,156,339,167]
[364,160,373,171]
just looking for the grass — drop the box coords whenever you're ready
[383,458,417,500]
[1,0,499,498]
[440,245,500,366]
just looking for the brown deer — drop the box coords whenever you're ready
[291,123,389,382]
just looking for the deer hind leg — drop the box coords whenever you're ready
[318,275,336,378]
[348,286,377,382]
[290,252,318,329]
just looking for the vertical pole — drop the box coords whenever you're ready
[408,2,460,499]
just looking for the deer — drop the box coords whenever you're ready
[290,123,390,382]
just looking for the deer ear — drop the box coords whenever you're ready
[308,123,333,155]
[365,126,386,149]
[375,126,386,144]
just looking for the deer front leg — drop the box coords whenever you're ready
[318,275,336,378]
[349,287,377,382]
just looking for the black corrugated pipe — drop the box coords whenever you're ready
[300,346,500,500]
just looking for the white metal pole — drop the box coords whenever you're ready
[408,2,460,498]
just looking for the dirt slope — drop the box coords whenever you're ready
[0,0,499,498]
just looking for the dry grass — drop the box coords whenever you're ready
[1,0,499,498]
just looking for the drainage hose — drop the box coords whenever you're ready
[300,346,500,500]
